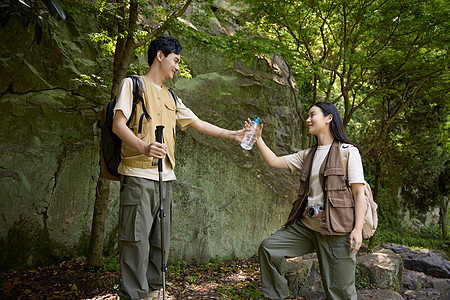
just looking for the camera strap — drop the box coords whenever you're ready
[306,146,318,187]
[316,140,336,213]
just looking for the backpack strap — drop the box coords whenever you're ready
[126,76,178,129]
[168,88,178,107]
[127,75,150,127]
[339,143,352,191]
[321,141,334,194]
[306,146,318,185]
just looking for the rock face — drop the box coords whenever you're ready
[0,9,302,269]
[168,57,301,262]
[0,13,111,270]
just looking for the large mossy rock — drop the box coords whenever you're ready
[0,14,111,270]
[168,46,303,261]
[0,9,303,269]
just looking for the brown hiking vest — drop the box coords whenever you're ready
[285,141,355,235]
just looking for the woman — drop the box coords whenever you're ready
[253,102,366,300]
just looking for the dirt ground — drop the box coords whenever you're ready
[0,256,306,299]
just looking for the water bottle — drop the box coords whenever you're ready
[241,117,260,150]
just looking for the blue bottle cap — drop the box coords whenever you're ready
[253,117,260,124]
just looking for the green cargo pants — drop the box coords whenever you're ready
[259,219,357,300]
[117,176,173,300]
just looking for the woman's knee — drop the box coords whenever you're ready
[259,237,273,254]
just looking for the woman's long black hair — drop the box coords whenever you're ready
[311,102,353,145]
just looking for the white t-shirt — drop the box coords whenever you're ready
[283,143,365,231]
[114,77,199,181]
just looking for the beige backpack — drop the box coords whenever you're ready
[361,181,378,239]
[341,146,378,239]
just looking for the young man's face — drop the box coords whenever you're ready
[159,51,181,80]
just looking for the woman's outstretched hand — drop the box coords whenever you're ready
[244,118,263,141]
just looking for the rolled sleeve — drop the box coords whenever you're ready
[175,97,199,130]
[347,147,365,184]
[113,77,133,119]
[283,149,310,173]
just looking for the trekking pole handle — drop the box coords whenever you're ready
[154,125,164,172]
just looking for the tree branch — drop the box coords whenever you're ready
[135,0,194,48]
[362,81,423,156]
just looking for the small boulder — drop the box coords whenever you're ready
[402,269,450,300]
[403,288,442,300]
[357,249,403,292]
[400,249,450,278]
[285,253,324,298]
[358,289,404,300]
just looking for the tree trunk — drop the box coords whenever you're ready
[87,1,137,267]
[439,196,448,240]
[87,176,112,267]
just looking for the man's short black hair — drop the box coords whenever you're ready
[147,36,182,66]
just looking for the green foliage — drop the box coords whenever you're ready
[71,74,108,89]
[178,57,193,79]
[186,0,450,232]
[232,0,448,126]
[356,79,449,216]
[89,31,116,56]
[376,221,449,255]
[216,281,263,299]
[167,255,189,277]
[99,256,120,272]
[355,265,375,289]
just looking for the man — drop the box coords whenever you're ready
[112,36,245,300]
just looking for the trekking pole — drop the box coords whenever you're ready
[154,125,167,300]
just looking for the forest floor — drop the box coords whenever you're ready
[0,255,305,299]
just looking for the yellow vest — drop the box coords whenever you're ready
[120,76,177,169]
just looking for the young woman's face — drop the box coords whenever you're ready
[306,106,332,135]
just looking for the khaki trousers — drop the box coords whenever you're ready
[117,176,173,300]
[259,219,357,300]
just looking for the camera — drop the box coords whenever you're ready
[305,205,324,218]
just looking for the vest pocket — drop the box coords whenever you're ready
[119,185,142,242]
[324,167,347,191]
[325,176,348,191]
[328,197,354,233]
[136,119,153,142]
[164,102,176,121]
